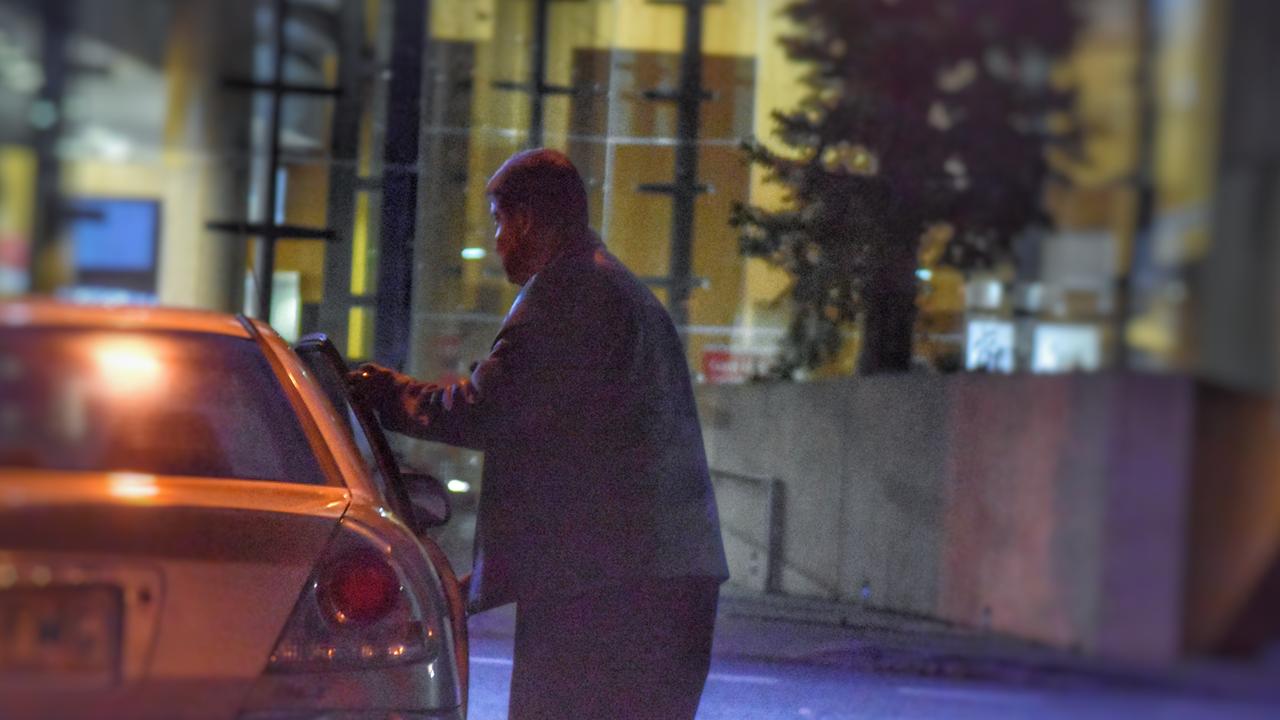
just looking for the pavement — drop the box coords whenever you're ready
[466,584,1280,705]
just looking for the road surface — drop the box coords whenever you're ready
[464,634,1278,719]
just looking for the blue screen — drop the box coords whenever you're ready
[71,198,158,272]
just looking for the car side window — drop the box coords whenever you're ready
[294,342,407,514]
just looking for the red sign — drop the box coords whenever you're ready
[0,234,28,268]
[701,347,773,384]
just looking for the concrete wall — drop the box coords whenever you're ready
[698,372,1196,663]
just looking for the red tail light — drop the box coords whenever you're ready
[266,519,443,673]
[319,552,400,626]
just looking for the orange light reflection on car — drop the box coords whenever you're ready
[108,472,159,501]
[92,340,165,394]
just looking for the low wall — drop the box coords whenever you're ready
[698,372,1197,663]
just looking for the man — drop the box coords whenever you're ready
[349,148,729,719]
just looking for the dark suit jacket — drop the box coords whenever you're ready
[375,230,728,612]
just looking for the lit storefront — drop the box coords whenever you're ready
[0,0,1232,380]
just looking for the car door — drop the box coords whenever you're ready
[293,334,423,524]
[292,334,469,707]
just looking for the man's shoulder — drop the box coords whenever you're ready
[536,244,655,309]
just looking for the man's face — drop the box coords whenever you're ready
[491,198,538,285]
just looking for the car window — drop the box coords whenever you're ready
[293,341,407,512]
[0,328,327,485]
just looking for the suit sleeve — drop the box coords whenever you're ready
[372,305,573,452]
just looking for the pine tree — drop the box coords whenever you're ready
[734,0,1080,376]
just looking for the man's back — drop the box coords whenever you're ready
[472,232,728,607]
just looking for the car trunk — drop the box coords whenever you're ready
[0,469,349,720]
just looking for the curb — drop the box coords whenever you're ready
[712,591,1280,703]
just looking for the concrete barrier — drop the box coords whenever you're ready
[697,372,1197,663]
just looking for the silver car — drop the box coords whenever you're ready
[0,301,469,720]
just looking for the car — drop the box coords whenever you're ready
[0,300,469,720]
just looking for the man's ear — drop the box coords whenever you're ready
[509,205,534,236]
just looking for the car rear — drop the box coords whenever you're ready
[0,306,461,719]
[0,471,348,719]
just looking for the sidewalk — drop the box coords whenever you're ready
[467,585,1280,704]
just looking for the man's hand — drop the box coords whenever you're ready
[346,363,401,408]
[348,363,478,415]
[431,378,478,411]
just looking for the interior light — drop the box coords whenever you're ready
[460,247,487,260]
[30,565,52,586]
[446,479,471,493]
[108,472,159,501]
[915,268,933,281]
[93,340,164,394]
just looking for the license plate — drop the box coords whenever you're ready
[0,586,122,681]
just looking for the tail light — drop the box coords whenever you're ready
[266,519,441,672]
[318,550,400,626]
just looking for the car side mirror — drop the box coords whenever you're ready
[402,472,451,528]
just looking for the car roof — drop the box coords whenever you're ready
[0,299,253,339]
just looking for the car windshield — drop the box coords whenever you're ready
[0,327,327,484]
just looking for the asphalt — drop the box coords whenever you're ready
[466,585,1280,705]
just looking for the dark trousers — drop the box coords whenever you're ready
[508,576,720,720]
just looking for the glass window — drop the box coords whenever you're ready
[294,343,400,508]
[0,328,326,484]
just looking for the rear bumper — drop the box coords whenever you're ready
[0,670,464,720]
[238,710,464,720]
[239,659,462,719]
[0,678,255,720]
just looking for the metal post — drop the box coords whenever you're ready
[30,0,69,293]
[254,0,289,320]
[764,477,786,595]
[373,0,428,369]
[668,0,705,333]
[528,0,550,148]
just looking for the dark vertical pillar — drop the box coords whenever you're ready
[319,0,367,351]
[1116,0,1158,370]
[374,0,427,369]
[255,0,288,320]
[528,0,550,148]
[1195,0,1280,393]
[30,0,70,293]
[668,0,705,333]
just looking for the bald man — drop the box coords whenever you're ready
[350,149,728,719]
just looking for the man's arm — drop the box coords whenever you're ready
[347,363,481,448]
[348,317,556,451]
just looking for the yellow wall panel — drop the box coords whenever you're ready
[432,0,497,42]
[588,0,757,57]
[64,158,224,310]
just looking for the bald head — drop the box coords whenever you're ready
[485,148,589,232]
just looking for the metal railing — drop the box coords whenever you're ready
[709,468,785,594]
